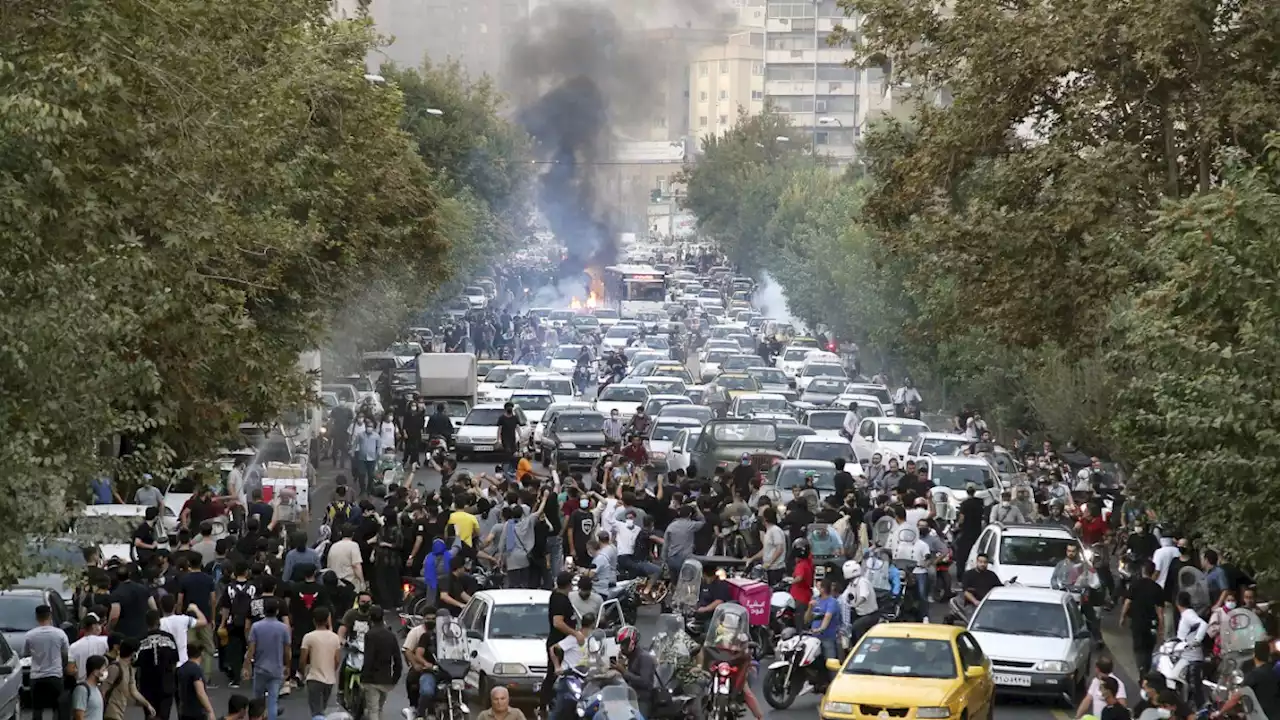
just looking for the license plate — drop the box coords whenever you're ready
[993,673,1032,687]
[580,452,601,458]
[474,445,493,452]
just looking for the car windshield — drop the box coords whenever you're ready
[805,412,846,430]
[970,600,1071,638]
[877,423,925,443]
[722,356,757,371]
[647,398,690,414]
[554,346,584,360]
[550,311,575,321]
[526,378,573,395]
[782,349,810,362]
[600,386,649,402]
[0,595,44,633]
[661,406,714,423]
[499,374,529,389]
[484,367,519,384]
[605,327,636,339]
[711,423,777,443]
[798,443,852,462]
[716,376,759,391]
[704,351,732,364]
[738,397,789,414]
[464,409,507,426]
[642,337,670,350]
[920,437,968,456]
[75,514,141,539]
[593,309,619,319]
[575,316,600,327]
[511,395,554,411]
[437,400,470,418]
[650,423,695,441]
[464,287,484,296]
[802,364,847,379]
[771,466,837,490]
[850,386,893,405]
[999,536,1077,567]
[488,604,551,639]
[748,369,789,384]
[323,385,355,403]
[645,380,686,394]
[931,463,993,490]
[558,414,605,432]
[806,379,847,394]
[843,637,957,680]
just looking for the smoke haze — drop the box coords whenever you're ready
[757,273,798,326]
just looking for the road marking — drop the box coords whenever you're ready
[1050,708,1075,720]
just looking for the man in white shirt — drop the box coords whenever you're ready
[840,562,877,645]
[1076,657,1127,718]
[841,402,861,439]
[1153,536,1181,589]
[891,378,922,410]
[1174,591,1208,699]
[904,497,929,528]
[158,595,207,666]
[68,614,109,681]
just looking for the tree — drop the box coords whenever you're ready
[1109,138,1280,578]
[0,0,455,581]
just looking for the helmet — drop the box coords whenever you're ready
[843,559,861,580]
[792,538,810,559]
[616,625,639,656]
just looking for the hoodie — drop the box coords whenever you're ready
[423,539,451,591]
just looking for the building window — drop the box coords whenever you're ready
[750,31,764,47]
[653,116,667,128]
[815,131,829,145]
[751,61,764,76]
[719,114,728,125]
[751,90,763,100]
[699,91,708,101]
[698,63,708,77]
[719,89,728,100]
[699,116,708,127]
[719,59,729,73]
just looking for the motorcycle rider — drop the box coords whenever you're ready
[426,403,455,448]
[702,610,764,720]
[949,553,1002,623]
[1052,543,1102,640]
[891,377,922,417]
[614,626,657,719]
[627,407,651,437]
[805,579,840,691]
[840,560,877,647]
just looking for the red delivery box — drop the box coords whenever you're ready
[726,577,770,625]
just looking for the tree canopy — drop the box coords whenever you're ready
[0,0,517,581]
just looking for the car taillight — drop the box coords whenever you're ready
[402,583,414,599]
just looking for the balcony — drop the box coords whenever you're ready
[764,48,856,66]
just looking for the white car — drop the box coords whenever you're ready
[523,373,576,405]
[508,390,556,428]
[460,590,625,704]
[775,346,815,377]
[591,308,621,329]
[831,393,887,417]
[965,523,1085,589]
[797,409,850,439]
[729,392,791,418]
[850,417,929,463]
[549,346,588,374]
[907,432,971,463]
[455,403,531,460]
[76,504,180,563]
[699,349,732,382]
[845,383,895,416]
[548,310,576,329]
[967,585,1095,701]
[485,372,531,404]
[462,286,488,309]
[532,402,593,449]
[796,361,848,393]
[636,377,687,397]
[478,365,531,403]
[643,394,692,417]
[646,416,703,470]
[667,427,702,475]
[601,325,639,352]
[927,455,1005,508]
[785,435,856,464]
[594,383,650,420]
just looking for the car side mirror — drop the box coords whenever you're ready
[466,629,482,641]
[965,665,986,679]
[825,658,842,672]
[1075,628,1092,640]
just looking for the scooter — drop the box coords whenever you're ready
[762,630,826,710]
[1152,639,1192,704]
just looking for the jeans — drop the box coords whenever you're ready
[619,554,660,579]
[417,673,438,715]
[306,680,334,716]
[364,683,393,720]
[913,572,930,609]
[224,630,247,684]
[253,670,283,720]
[545,536,564,589]
[820,636,841,671]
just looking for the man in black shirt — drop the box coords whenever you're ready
[1121,560,1165,676]
[136,609,180,720]
[730,454,756,500]
[403,401,426,467]
[108,564,157,640]
[497,402,523,475]
[954,484,986,570]
[1220,641,1280,720]
[437,556,472,617]
[567,499,596,567]
[951,553,1001,621]
[133,508,160,565]
[695,565,733,621]
[541,572,582,712]
[832,459,856,506]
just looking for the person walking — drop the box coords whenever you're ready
[176,645,216,720]
[244,599,291,720]
[102,637,154,720]
[359,607,402,719]
[71,655,108,720]
[23,604,70,720]
[136,609,179,720]
[299,608,341,717]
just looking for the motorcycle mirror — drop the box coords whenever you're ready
[825,658,842,672]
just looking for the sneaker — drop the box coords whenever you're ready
[228,681,241,689]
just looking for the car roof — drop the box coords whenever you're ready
[652,415,703,426]
[868,417,928,427]
[805,409,847,415]
[510,389,554,397]
[648,393,691,401]
[746,366,783,374]
[474,589,553,606]
[716,373,750,379]
[547,402,593,412]
[0,586,51,598]
[929,455,994,468]
[471,403,511,410]
[996,523,1079,540]
[863,622,962,641]
[920,432,969,440]
[735,393,786,401]
[81,504,152,517]
[797,436,848,445]
[981,586,1071,605]
[775,459,838,470]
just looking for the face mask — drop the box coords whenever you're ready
[99,669,109,681]
[625,519,635,529]
[1001,501,1010,507]
[358,601,371,612]
[1225,601,1237,610]
[1134,526,1145,534]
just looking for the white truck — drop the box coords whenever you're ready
[417,353,478,430]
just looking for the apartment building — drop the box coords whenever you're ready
[763,0,889,164]
[688,32,766,140]
[369,0,527,77]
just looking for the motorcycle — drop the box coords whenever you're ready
[552,630,620,720]
[651,614,700,720]
[581,685,645,720]
[1152,639,1193,704]
[763,629,826,709]
[1050,560,1101,640]
[702,603,753,720]
[430,611,472,720]
[339,636,367,720]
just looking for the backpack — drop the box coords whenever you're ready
[226,580,256,623]
[60,683,92,720]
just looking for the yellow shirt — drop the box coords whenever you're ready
[449,510,480,546]
[517,458,534,481]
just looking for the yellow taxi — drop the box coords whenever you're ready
[707,372,761,402]
[791,335,820,349]
[820,623,994,720]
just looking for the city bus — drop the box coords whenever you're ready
[603,264,668,319]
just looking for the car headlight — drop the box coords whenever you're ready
[915,708,952,719]
[492,663,529,675]
[823,702,854,715]
[651,451,666,460]
[1037,660,1070,673]
[559,443,577,449]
